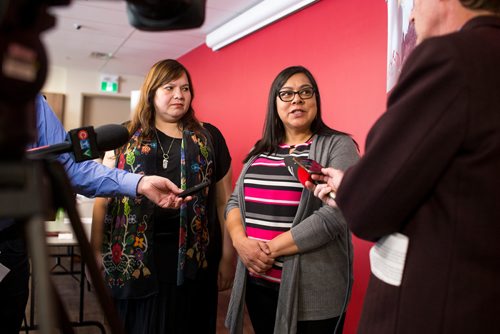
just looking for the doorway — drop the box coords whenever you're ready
[81,94,131,127]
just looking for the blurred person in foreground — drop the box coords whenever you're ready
[308,1,500,333]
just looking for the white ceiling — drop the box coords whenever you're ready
[42,0,264,77]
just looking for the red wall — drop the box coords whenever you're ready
[179,0,387,332]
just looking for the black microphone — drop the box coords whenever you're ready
[27,124,129,162]
[284,156,336,199]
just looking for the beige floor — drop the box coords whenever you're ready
[22,247,254,333]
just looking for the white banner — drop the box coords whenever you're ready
[387,0,416,92]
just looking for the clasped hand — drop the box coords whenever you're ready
[234,237,274,275]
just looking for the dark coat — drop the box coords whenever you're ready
[337,15,500,334]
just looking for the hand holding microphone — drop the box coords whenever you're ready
[137,175,187,209]
[308,167,345,208]
[27,123,191,208]
[284,156,343,207]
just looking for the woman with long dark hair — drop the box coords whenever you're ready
[225,66,359,333]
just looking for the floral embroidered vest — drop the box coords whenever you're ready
[102,127,215,299]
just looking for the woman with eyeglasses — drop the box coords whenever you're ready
[224,66,359,334]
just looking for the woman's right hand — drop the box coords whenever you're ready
[233,236,274,275]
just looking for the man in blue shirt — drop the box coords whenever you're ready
[0,94,185,332]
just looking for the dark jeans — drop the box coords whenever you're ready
[245,280,345,334]
[245,280,279,334]
[0,228,30,333]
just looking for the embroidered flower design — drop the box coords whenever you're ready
[137,223,146,233]
[141,145,151,154]
[135,248,144,261]
[191,163,200,173]
[117,154,125,169]
[102,130,154,288]
[133,236,144,248]
[111,243,122,265]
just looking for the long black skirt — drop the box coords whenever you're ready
[114,272,218,334]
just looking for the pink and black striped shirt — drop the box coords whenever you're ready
[244,140,312,284]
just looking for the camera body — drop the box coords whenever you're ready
[127,0,206,31]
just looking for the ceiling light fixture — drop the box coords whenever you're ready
[206,0,318,51]
[90,51,113,61]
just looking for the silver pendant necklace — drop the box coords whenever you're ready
[154,129,175,170]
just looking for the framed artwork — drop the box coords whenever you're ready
[386,0,416,92]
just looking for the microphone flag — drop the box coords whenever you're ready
[67,126,99,162]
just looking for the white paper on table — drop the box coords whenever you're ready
[369,232,409,286]
[58,233,74,239]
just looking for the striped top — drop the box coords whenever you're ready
[244,140,312,285]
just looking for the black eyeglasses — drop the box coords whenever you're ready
[278,87,315,102]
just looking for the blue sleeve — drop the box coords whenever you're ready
[32,94,141,198]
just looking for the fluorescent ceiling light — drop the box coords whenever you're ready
[206,0,318,51]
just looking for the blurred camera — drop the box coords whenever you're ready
[126,0,206,31]
[0,0,206,159]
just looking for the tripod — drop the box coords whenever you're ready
[0,158,125,334]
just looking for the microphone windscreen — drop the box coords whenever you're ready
[284,155,316,186]
[297,166,312,186]
[284,156,336,199]
[94,124,130,152]
[283,155,311,185]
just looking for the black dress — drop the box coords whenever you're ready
[115,123,231,334]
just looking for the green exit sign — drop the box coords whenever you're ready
[100,74,119,93]
[101,81,118,93]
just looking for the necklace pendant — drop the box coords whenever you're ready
[162,158,169,170]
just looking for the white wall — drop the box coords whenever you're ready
[42,65,145,129]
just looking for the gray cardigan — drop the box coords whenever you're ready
[225,133,360,334]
